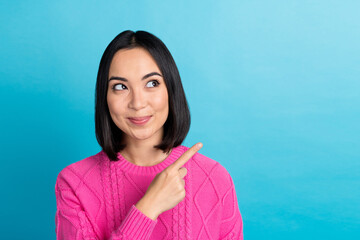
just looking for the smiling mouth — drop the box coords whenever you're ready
[128,116,152,121]
[128,116,152,125]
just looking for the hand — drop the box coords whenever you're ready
[136,142,203,220]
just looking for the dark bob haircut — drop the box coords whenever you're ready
[95,30,191,161]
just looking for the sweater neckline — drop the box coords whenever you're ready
[113,145,185,175]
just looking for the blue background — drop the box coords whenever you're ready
[1,0,359,239]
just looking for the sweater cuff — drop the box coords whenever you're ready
[117,204,158,239]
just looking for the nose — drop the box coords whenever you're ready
[128,88,147,110]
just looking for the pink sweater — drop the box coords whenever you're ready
[55,145,243,239]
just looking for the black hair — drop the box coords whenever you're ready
[95,30,191,161]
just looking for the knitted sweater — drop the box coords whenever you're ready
[55,145,243,239]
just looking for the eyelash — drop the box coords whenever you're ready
[112,80,160,91]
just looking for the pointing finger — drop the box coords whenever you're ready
[168,142,203,171]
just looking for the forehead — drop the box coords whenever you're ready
[109,47,161,75]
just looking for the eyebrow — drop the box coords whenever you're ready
[108,72,162,82]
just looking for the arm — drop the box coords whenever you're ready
[219,172,244,240]
[55,172,158,240]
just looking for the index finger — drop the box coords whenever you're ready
[167,142,203,171]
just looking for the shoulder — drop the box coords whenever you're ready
[55,151,105,191]
[180,145,235,200]
[180,145,232,184]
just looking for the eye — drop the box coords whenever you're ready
[112,83,127,91]
[146,80,160,88]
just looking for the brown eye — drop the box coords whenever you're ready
[112,83,127,90]
[146,80,160,88]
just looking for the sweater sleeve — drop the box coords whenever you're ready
[55,171,158,240]
[219,172,244,240]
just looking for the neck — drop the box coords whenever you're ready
[120,129,171,166]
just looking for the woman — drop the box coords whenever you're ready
[55,30,243,240]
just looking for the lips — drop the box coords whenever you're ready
[128,116,152,125]
[128,116,152,121]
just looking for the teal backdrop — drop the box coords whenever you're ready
[1,0,359,239]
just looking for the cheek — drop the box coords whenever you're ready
[152,90,169,111]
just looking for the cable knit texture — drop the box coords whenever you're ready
[55,145,243,239]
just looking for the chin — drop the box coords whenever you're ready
[130,129,155,140]
[133,134,152,140]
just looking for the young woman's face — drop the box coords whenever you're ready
[107,47,169,143]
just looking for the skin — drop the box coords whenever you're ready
[107,47,170,166]
[136,142,203,220]
[107,47,202,220]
